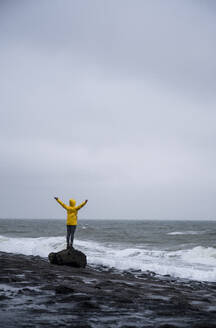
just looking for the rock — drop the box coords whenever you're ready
[48,248,87,268]
[55,285,75,294]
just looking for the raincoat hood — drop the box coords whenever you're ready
[69,199,76,207]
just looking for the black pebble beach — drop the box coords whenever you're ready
[0,251,216,328]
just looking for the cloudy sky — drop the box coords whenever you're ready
[0,0,216,220]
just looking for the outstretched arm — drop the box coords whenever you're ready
[54,197,69,210]
[76,199,88,211]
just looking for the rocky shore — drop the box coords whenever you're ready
[0,251,216,328]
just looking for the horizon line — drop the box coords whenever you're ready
[0,217,216,221]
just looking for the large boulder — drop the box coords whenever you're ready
[48,248,87,268]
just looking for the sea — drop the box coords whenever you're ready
[0,218,216,282]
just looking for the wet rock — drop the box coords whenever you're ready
[0,295,11,301]
[1,251,216,328]
[48,248,87,268]
[79,300,99,309]
[18,288,40,296]
[159,325,179,328]
[194,324,216,328]
[55,285,75,294]
[170,296,190,311]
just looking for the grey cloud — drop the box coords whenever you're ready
[1,0,216,99]
[0,0,216,219]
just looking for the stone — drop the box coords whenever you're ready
[48,248,87,268]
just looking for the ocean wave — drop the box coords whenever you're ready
[0,235,65,257]
[167,231,203,235]
[182,246,216,265]
[0,235,216,282]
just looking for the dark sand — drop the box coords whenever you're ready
[0,251,216,328]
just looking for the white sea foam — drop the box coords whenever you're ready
[167,231,203,235]
[1,235,216,282]
[182,246,216,266]
[0,235,65,257]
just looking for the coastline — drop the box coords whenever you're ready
[0,251,216,328]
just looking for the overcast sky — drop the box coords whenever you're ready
[0,0,216,220]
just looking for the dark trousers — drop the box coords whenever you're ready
[66,225,76,246]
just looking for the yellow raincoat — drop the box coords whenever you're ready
[56,198,87,225]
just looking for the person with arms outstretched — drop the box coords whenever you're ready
[54,197,88,249]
